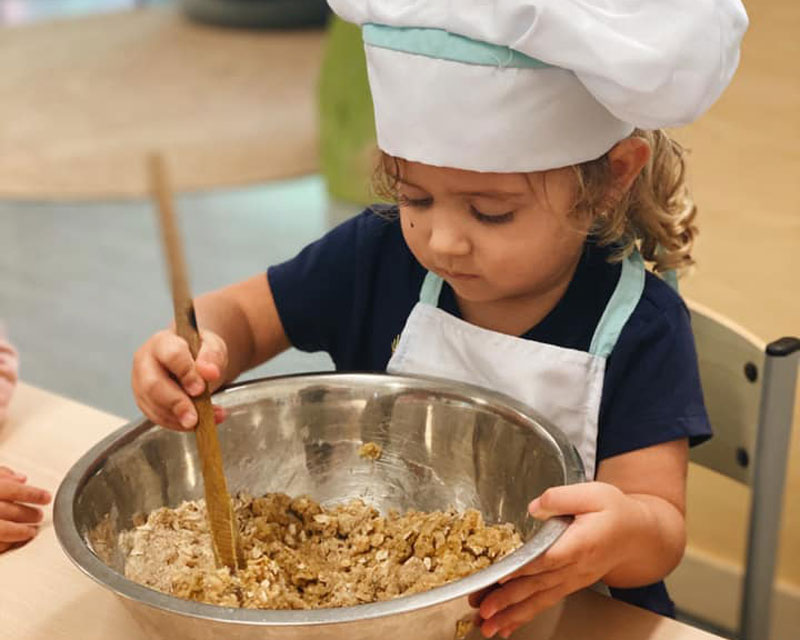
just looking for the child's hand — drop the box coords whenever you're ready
[0,466,51,553]
[132,328,228,430]
[471,482,641,638]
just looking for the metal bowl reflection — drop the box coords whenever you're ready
[54,372,583,640]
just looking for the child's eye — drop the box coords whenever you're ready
[398,194,432,209]
[470,206,514,225]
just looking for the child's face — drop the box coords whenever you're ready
[396,161,591,305]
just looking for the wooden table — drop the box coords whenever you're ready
[0,383,724,640]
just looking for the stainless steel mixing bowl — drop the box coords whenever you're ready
[54,372,584,640]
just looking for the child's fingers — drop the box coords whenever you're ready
[141,396,226,430]
[195,361,220,384]
[480,586,563,638]
[0,501,44,524]
[140,403,186,431]
[213,405,227,424]
[528,482,619,519]
[151,334,206,395]
[499,548,578,583]
[139,391,225,431]
[139,396,194,431]
[137,368,197,429]
[0,518,38,543]
[0,480,51,505]
[133,354,196,428]
[196,331,228,383]
[468,584,497,608]
[479,570,568,620]
[0,541,12,553]
[0,466,26,482]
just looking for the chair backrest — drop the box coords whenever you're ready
[685,298,800,640]
[686,299,765,485]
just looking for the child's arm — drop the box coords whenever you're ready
[131,274,290,431]
[0,466,51,553]
[472,438,688,638]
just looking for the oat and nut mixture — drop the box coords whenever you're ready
[121,492,521,609]
[357,441,383,461]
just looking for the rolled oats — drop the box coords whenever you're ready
[121,492,521,610]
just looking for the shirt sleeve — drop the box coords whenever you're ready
[267,210,410,369]
[597,282,712,461]
[267,213,363,358]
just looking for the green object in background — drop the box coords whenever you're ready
[319,17,378,205]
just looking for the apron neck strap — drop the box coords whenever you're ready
[419,250,648,359]
[589,250,646,357]
[656,244,680,293]
[662,268,679,291]
[420,271,444,305]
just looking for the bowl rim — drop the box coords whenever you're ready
[54,371,584,626]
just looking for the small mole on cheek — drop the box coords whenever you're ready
[410,221,415,228]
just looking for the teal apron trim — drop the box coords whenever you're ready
[589,251,646,358]
[655,244,679,292]
[363,23,553,70]
[420,271,445,305]
[419,250,645,359]
[662,268,679,292]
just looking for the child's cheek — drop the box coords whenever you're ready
[400,211,420,239]
[400,214,432,269]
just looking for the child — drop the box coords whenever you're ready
[131,1,748,636]
[0,328,52,553]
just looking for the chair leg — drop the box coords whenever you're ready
[740,338,800,640]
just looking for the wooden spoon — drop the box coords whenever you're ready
[148,153,243,572]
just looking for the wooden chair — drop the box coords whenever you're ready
[681,299,800,640]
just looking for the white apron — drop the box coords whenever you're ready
[388,252,646,480]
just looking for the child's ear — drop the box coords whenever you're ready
[608,136,651,193]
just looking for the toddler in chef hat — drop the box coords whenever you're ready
[131,0,747,636]
[327,2,745,632]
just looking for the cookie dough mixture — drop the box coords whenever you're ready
[121,492,521,609]
[357,441,383,460]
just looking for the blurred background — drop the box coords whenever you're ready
[0,1,797,638]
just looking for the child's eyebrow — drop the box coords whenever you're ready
[393,177,527,198]
[452,189,528,198]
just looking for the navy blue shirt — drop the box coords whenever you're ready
[268,209,711,617]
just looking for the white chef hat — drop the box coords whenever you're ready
[328,0,748,172]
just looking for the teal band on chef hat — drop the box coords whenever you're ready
[362,23,554,70]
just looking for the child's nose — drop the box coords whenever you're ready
[428,211,471,256]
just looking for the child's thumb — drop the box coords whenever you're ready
[528,482,613,519]
[195,331,227,381]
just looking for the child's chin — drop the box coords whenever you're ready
[447,280,496,302]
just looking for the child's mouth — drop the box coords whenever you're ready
[440,269,478,281]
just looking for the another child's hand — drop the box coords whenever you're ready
[131,328,228,430]
[0,466,51,553]
[471,482,640,638]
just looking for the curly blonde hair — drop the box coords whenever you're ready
[372,129,697,275]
